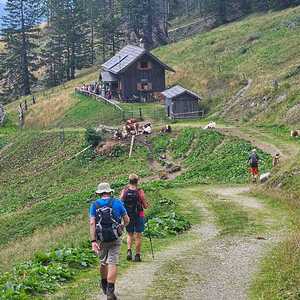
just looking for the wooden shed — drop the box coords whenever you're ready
[162,85,202,119]
[101,45,175,102]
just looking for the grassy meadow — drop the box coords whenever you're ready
[155,6,300,125]
[0,5,300,299]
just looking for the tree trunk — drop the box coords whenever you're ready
[20,0,31,95]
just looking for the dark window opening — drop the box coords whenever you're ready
[138,60,151,70]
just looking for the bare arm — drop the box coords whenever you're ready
[120,189,125,201]
[139,190,150,209]
[123,214,130,227]
[89,217,96,241]
[89,217,100,254]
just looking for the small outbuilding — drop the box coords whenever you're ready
[162,85,202,119]
[100,45,175,102]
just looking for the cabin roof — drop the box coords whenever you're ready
[162,85,201,100]
[101,71,118,82]
[101,45,175,75]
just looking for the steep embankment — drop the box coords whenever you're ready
[155,6,300,125]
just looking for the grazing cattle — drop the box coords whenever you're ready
[204,122,217,130]
[291,130,300,138]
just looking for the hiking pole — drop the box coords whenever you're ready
[146,218,155,260]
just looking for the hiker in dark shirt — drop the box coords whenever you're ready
[248,149,260,183]
[120,174,149,262]
[90,182,129,300]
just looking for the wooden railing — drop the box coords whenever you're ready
[171,110,205,119]
[75,88,124,112]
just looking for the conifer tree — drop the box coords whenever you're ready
[0,0,43,97]
[42,0,92,86]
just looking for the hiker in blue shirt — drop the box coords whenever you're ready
[90,182,129,300]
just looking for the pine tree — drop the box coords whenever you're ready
[0,0,43,97]
[42,0,92,86]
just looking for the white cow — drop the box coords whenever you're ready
[204,122,217,130]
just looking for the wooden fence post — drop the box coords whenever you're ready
[129,135,135,158]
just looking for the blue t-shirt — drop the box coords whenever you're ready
[89,198,127,223]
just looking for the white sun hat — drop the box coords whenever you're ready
[96,182,114,194]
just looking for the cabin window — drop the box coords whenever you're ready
[138,61,151,70]
[137,82,152,91]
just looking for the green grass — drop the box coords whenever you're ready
[158,128,273,185]
[250,235,300,300]
[53,93,123,128]
[154,6,300,125]
[207,200,264,236]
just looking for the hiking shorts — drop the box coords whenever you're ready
[126,216,145,234]
[100,239,121,266]
[250,167,259,176]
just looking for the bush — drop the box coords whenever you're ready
[85,127,102,147]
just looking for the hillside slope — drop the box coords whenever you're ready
[156,6,300,125]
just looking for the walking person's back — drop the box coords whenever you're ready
[89,182,129,300]
[248,149,260,183]
[120,174,149,262]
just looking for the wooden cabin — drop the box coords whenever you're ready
[162,85,202,119]
[100,45,175,102]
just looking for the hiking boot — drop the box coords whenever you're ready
[134,254,142,262]
[107,292,117,300]
[100,279,107,295]
[127,249,132,261]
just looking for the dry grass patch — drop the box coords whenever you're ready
[6,68,99,128]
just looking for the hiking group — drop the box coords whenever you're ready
[89,174,149,300]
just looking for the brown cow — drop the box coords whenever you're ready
[291,130,300,138]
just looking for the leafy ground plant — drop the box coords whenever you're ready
[145,194,191,238]
[0,243,97,299]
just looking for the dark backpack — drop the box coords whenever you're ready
[95,199,120,243]
[249,154,258,167]
[123,189,142,221]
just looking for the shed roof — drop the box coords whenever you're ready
[101,45,175,74]
[101,71,118,82]
[162,85,201,99]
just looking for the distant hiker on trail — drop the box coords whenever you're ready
[120,174,149,262]
[273,153,280,167]
[248,149,260,183]
[90,182,129,300]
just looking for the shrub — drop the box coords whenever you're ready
[85,127,102,147]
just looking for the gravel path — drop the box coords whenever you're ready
[96,198,218,300]
[94,186,281,300]
[208,186,264,210]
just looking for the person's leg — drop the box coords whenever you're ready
[100,264,108,294]
[127,232,134,260]
[126,219,135,260]
[135,233,142,255]
[107,264,117,283]
[107,265,117,300]
[127,232,134,250]
[100,247,109,295]
[106,241,121,300]
[134,217,145,262]
[101,264,108,279]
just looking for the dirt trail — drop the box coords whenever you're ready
[95,186,282,300]
[96,197,218,300]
